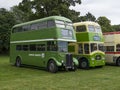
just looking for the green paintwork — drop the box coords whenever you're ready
[10,16,78,69]
[76,32,104,42]
[73,51,105,67]
[68,21,105,67]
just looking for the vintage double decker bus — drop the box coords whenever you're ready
[69,21,105,69]
[104,32,120,66]
[10,16,78,73]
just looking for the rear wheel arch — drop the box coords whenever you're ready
[116,57,120,66]
[47,59,58,73]
[15,56,22,67]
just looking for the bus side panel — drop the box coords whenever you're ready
[105,54,114,63]
[10,44,15,65]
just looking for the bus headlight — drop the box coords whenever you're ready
[91,58,95,60]
[102,57,105,60]
[61,60,64,63]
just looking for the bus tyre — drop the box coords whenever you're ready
[48,60,58,73]
[116,58,120,66]
[15,57,21,67]
[79,59,89,69]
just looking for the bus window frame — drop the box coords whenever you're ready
[84,43,90,54]
[88,25,95,32]
[76,25,86,32]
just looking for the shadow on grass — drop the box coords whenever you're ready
[12,64,74,74]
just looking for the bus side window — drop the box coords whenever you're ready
[76,25,86,32]
[47,41,57,51]
[37,44,45,51]
[23,45,29,51]
[78,44,83,54]
[84,44,89,54]
[31,23,38,30]
[106,46,114,52]
[38,21,47,29]
[22,25,30,31]
[116,44,120,51]
[13,27,22,33]
[16,45,22,51]
[48,20,55,27]
[30,44,36,51]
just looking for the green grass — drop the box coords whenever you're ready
[0,56,120,90]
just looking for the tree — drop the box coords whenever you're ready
[86,12,96,21]
[0,8,16,53]
[14,0,81,22]
[78,12,96,22]
[111,25,120,31]
[97,16,112,32]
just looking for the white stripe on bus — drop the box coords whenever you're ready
[10,39,76,44]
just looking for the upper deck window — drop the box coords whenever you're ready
[12,19,72,33]
[76,25,86,32]
[12,27,22,33]
[31,23,39,30]
[55,20,65,28]
[66,22,73,29]
[47,20,55,27]
[23,25,30,31]
[95,26,102,33]
[61,29,73,38]
[38,21,47,29]
[88,25,95,32]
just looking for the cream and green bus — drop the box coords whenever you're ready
[10,16,78,73]
[104,32,120,66]
[69,21,105,69]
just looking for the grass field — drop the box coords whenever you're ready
[0,56,120,90]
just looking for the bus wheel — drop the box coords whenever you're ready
[116,58,120,66]
[15,57,21,67]
[48,60,58,73]
[79,59,89,69]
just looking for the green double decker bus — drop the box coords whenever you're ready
[10,16,78,73]
[69,21,105,69]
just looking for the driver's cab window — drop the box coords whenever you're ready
[91,43,97,52]
[78,44,83,54]
[58,41,68,52]
[76,25,86,32]
[84,44,90,54]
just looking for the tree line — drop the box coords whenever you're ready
[0,0,120,54]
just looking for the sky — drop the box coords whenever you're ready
[0,0,120,25]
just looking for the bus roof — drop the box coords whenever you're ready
[13,16,72,28]
[73,21,100,26]
[103,31,120,35]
